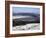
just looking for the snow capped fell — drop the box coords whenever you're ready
[13,16,31,19]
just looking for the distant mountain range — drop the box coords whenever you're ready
[13,13,40,17]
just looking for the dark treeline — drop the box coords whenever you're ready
[13,19,40,27]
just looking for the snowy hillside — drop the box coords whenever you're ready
[13,23,40,31]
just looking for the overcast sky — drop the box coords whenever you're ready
[12,7,40,14]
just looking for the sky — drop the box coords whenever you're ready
[12,7,40,14]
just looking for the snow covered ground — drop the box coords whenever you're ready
[13,23,40,31]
